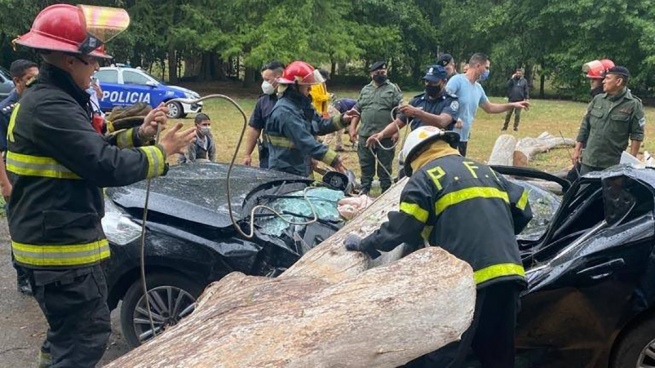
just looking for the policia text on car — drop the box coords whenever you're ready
[8,4,196,367]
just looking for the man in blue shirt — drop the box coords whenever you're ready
[446,53,529,156]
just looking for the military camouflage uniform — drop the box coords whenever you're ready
[355,80,402,193]
[576,87,645,174]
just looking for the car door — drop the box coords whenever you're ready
[121,70,167,108]
[95,69,121,111]
[516,174,655,367]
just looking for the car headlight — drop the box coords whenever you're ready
[102,199,142,245]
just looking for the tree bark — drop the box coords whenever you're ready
[513,132,575,167]
[167,44,178,84]
[106,178,477,368]
[487,134,517,166]
[488,132,575,168]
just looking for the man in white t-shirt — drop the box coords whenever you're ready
[445,53,530,156]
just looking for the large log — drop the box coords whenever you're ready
[487,134,517,166]
[106,178,477,368]
[513,132,575,167]
[487,132,575,168]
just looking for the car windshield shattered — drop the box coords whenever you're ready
[512,180,562,241]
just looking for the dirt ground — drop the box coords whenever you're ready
[0,218,129,367]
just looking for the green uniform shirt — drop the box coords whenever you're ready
[577,88,645,169]
[355,80,402,137]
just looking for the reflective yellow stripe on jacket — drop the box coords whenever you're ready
[267,135,296,149]
[12,239,110,267]
[435,187,509,215]
[115,128,135,149]
[517,189,529,210]
[473,263,525,285]
[138,146,165,179]
[400,201,429,223]
[6,151,80,179]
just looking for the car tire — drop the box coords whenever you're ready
[611,317,655,368]
[165,101,183,119]
[120,273,205,349]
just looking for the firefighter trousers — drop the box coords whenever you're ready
[403,281,522,368]
[22,264,111,368]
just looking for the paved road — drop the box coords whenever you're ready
[0,218,129,367]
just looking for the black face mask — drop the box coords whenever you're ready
[373,74,387,84]
[425,85,442,98]
[591,85,604,97]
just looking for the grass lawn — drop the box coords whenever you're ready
[171,88,655,177]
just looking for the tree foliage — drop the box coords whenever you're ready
[0,0,654,97]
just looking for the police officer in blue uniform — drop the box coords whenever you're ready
[366,65,458,148]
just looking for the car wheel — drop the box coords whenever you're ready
[120,273,204,349]
[165,101,183,119]
[611,317,655,368]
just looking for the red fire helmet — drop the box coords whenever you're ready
[277,61,325,85]
[13,4,130,59]
[583,59,615,79]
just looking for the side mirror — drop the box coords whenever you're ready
[145,81,158,87]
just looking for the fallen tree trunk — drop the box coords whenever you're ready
[487,134,517,166]
[513,132,575,167]
[106,178,477,368]
[487,132,575,168]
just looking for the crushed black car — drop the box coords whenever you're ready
[101,162,346,348]
[103,162,655,368]
[491,165,655,368]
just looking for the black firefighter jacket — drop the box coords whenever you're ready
[7,63,167,269]
[265,89,347,177]
[360,143,532,288]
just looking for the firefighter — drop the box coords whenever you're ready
[265,60,356,177]
[9,4,196,367]
[345,125,532,368]
[583,59,615,97]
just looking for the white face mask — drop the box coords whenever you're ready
[199,127,211,136]
[261,81,275,95]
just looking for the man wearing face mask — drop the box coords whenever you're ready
[243,61,285,168]
[349,61,403,194]
[502,67,529,131]
[179,113,216,163]
[366,65,458,146]
[265,60,356,177]
[446,53,530,156]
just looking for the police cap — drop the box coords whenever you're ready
[436,54,453,67]
[606,66,630,79]
[369,61,387,72]
[423,65,448,82]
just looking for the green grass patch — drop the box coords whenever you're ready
[171,91,655,177]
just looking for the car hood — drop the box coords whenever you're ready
[106,163,311,228]
[166,85,199,97]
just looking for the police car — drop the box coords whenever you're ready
[0,67,14,98]
[95,64,202,119]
